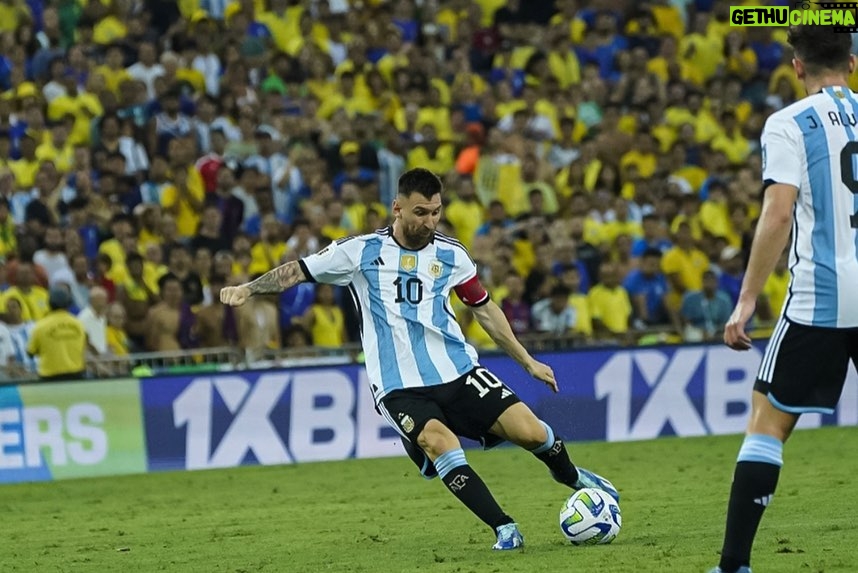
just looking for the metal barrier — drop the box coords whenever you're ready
[2,322,777,384]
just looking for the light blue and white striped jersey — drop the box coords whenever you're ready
[300,228,481,403]
[762,87,858,327]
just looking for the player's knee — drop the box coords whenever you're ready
[518,419,550,450]
[417,419,459,458]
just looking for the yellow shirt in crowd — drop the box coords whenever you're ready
[661,246,709,292]
[589,285,632,334]
[27,310,87,378]
[310,304,345,348]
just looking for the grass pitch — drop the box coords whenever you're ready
[1,427,857,573]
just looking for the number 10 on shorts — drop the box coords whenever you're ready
[466,368,511,399]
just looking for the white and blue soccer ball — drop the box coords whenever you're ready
[559,487,622,545]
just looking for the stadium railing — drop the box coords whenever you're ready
[2,322,776,384]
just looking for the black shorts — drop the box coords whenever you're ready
[755,318,858,414]
[378,366,521,449]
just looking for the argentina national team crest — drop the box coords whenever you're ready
[429,260,444,278]
[400,254,417,272]
[399,414,415,433]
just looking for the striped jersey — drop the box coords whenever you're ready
[762,86,858,327]
[300,228,482,402]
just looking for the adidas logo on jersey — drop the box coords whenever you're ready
[370,257,385,266]
[754,494,773,507]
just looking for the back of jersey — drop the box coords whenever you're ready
[762,87,858,328]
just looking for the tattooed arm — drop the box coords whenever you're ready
[247,261,309,294]
[220,261,309,306]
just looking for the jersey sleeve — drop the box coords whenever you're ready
[761,115,802,189]
[299,239,360,286]
[449,244,490,307]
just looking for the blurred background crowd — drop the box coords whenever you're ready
[0,0,821,378]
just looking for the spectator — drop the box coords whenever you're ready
[0,316,21,380]
[2,262,49,321]
[662,221,709,306]
[145,273,187,351]
[27,286,87,380]
[532,284,575,336]
[166,245,204,307]
[207,164,245,244]
[192,204,230,255]
[33,225,71,284]
[630,213,672,259]
[126,40,165,100]
[66,253,93,311]
[161,162,205,241]
[333,141,377,193]
[249,215,287,276]
[78,285,109,355]
[445,177,484,250]
[717,245,745,306]
[236,285,280,360]
[193,274,238,348]
[4,295,37,374]
[284,219,321,260]
[297,284,346,348]
[552,239,591,293]
[680,270,733,342]
[758,250,789,323]
[623,248,670,327]
[588,262,633,339]
[558,265,593,339]
[118,252,156,351]
[500,273,531,335]
[105,302,129,356]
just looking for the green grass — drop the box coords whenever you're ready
[1,427,857,573]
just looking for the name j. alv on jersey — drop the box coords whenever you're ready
[803,110,858,129]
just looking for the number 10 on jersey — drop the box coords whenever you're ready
[393,276,424,304]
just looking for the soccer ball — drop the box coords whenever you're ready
[559,488,622,545]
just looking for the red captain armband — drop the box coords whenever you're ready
[454,275,490,307]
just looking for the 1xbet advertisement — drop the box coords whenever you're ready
[1,342,856,483]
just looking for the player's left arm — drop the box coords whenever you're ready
[725,190,795,350]
[460,277,558,392]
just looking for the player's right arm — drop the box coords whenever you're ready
[221,239,359,307]
[220,261,309,306]
[725,114,799,350]
[470,299,558,392]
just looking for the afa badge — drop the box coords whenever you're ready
[429,260,444,278]
[399,414,415,433]
[400,254,417,272]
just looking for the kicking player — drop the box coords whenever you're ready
[712,26,858,573]
[221,168,618,550]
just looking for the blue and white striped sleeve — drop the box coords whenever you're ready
[299,238,361,286]
[761,114,802,190]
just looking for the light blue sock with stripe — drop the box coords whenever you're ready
[737,434,783,466]
[434,448,468,479]
[530,421,555,454]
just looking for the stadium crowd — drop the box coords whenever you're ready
[0,0,815,377]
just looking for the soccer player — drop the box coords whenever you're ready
[711,26,858,573]
[221,168,618,550]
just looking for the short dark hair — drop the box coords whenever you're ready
[788,25,852,74]
[398,168,442,200]
[550,284,571,299]
[158,272,183,293]
[642,247,663,259]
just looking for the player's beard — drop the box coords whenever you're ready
[403,226,434,249]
